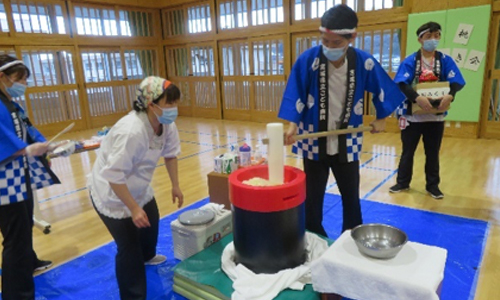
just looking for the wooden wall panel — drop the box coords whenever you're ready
[412,0,448,13]
[413,0,493,13]
[449,0,492,9]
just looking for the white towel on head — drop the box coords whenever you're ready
[311,230,447,300]
[221,232,329,300]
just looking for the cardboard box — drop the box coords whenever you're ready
[412,82,450,115]
[207,172,230,209]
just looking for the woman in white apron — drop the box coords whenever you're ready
[87,76,184,300]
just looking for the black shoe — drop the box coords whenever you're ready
[389,184,409,193]
[427,186,444,199]
[34,259,52,272]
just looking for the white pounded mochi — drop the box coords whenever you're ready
[242,177,280,186]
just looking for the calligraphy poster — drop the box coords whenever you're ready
[464,50,485,72]
[438,48,451,56]
[451,48,467,68]
[453,23,474,45]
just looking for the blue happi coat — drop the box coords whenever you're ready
[394,51,465,116]
[278,45,406,162]
[0,95,57,205]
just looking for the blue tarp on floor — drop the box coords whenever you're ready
[3,194,487,300]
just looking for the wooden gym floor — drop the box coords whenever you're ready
[1,116,499,299]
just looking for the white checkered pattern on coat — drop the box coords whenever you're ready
[0,157,27,205]
[28,156,54,190]
[346,126,364,162]
[292,122,319,160]
[396,101,408,116]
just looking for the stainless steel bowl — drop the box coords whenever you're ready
[351,223,408,259]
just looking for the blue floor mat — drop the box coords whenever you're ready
[5,194,487,300]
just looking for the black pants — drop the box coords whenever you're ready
[0,201,35,300]
[94,199,160,300]
[25,196,40,264]
[396,121,444,189]
[303,155,362,236]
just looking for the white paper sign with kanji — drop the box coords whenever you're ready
[438,48,451,56]
[453,24,474,45]
[416,83,450,100]
[451,48,467,68]
[464,50,485,72]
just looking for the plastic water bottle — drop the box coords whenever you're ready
[254,145,263,161]
[239,143,251,167]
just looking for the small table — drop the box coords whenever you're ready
[311,231,447,300]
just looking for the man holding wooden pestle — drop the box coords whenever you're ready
[278,5,406,236]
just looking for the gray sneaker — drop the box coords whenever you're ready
[145,254,166,265]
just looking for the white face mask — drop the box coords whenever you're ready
[422,39,439,52]
[2,76,27,98]
[153,104,178,124]
[322,45,347,62]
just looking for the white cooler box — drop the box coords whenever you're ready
[171,208,232,260]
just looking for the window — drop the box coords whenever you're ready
[191,46,215,76]
[163,7,185,37]
[166,47,189,77]
[0,2,9,32]
[251,0,283,26]
[221,42,250,76]
[348,0,397,11]
[355,28,401,73]
[22,50,75,86]
[20,48,79,125]
[10,0,66,34]
[120,9,154,37]
[74,5,153,37]
[165,45,214,77]
[294,0,402,21]
[253,39,284,75]
[187,4,211,33]
[74,6,117,36]
[294,0,341,21]
[163,3,212,37]
[295,35,321,60]
[219,0,248,30]
[123,49,158,79]
[80,50,122,83]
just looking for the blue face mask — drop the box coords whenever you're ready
[4,80,27,98]
[154,105,178,125]
[322,45,346,62]
[422,39,439,52]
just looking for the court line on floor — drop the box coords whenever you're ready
[362,169,398,199]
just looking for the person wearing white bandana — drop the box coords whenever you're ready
[278,5,405,236]
[390,22,465,199]
[87,76,184,300]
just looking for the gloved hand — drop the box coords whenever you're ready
[25,142,49,157]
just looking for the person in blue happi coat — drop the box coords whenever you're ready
[0,55,58,299]
[278,5,406,236]
[389,22,465,199]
